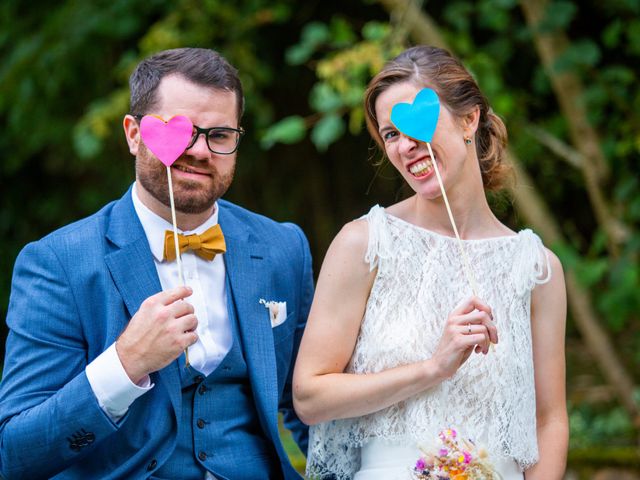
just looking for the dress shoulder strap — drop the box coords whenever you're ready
[361,205,394,272]
[511,229,552,296]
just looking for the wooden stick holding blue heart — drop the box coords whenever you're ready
[391,88,480,297]
[139,114,195,366]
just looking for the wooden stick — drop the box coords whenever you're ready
[426,142,479,297]
[166,166,189,367]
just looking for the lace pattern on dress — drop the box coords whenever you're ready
[306,205,552,479]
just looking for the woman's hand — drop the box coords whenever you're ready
[431,296,498,379]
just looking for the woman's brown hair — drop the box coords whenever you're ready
[364,46,512,191]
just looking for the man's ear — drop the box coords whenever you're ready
[462,106,480,137]
[123,114,141,156]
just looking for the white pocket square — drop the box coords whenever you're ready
[259,299,287,328]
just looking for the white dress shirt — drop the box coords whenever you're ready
[86,183,232,421]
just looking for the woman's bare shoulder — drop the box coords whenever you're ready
[324,218,370,264]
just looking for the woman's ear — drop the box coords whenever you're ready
[462,106,480,137]
[123,114,141,156]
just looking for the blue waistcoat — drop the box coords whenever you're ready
[153,298,280,480]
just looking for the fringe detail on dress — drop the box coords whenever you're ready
[511,229,552,297]
[363,205,394,272]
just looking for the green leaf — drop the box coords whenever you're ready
[310,113,345,152]
[621,0,640,13]
[285,21,331,64]
[443,2,474,32]
[582,84,607,123]
[552,242,580,270]
[574,258,608,287]
[589,230,608,256]
[73,125,103,159]
[601,65,635,85]
[494,0,518,7]
[478,0,511,32]
[261,116,307,149]
[626,19,640,55]
[330,17,357,46]
[629,196,640,220]
[348,106,364,135]
[602,19,623,48]
[344,86,365,107]
[494,93,514,116]
[553,39,601,73]
[310,83,343,112]
[532,66,551,95]
[285,44,313,65]
[301,21,330,48]
[538,1,577,32]
[615,176,639,202]
[361,21,388,41]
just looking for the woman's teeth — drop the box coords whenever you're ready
[409,159,433,177]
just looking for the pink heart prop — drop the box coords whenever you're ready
[139,115,194,167]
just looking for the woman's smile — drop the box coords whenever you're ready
[407,156,434,179]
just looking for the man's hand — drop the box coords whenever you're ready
[116,286,197,384]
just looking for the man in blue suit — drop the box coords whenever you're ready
[0,47,312,479]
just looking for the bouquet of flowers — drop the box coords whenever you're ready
[412,428,501,480]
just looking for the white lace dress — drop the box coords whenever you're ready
[306,205,552,479]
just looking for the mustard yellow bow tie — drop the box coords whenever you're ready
[163,224,226,262]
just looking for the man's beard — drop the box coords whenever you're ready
[136,143,235,214]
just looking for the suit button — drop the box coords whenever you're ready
[198,384,208,395]
[197,418,205,429]
[67,429,94,451]
[194,375,204,383]
[198,451,207,461]
[147,459,157,471]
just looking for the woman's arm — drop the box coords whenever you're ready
[525,250,569,480]
[292,220,496,425]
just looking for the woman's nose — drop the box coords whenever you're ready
[397,134,418,155]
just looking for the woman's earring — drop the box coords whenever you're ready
[464,136,472,145]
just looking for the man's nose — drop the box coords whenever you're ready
[186,133,211,159]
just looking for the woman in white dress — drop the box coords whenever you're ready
[293,46,568,479]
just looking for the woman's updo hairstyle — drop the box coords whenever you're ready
[364,45,512,191]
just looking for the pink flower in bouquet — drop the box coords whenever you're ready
[439,428,457,442]
[411,428,499,479]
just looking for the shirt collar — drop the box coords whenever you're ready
[131,182,219,262]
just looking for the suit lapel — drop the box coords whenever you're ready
[219,204,279,435]
[104,188,181,414]
[105,238,160,322]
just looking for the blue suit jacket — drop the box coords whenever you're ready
[0,188,313,479]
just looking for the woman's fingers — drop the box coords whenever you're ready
[451,296,493,318]
[454,309,498,344]
[435,297,498,376]
[458,326,491,354]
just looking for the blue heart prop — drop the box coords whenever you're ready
[390,88,440,143]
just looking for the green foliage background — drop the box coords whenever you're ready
[1,0,639,475]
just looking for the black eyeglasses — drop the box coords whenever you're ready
[133,115,245,155]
